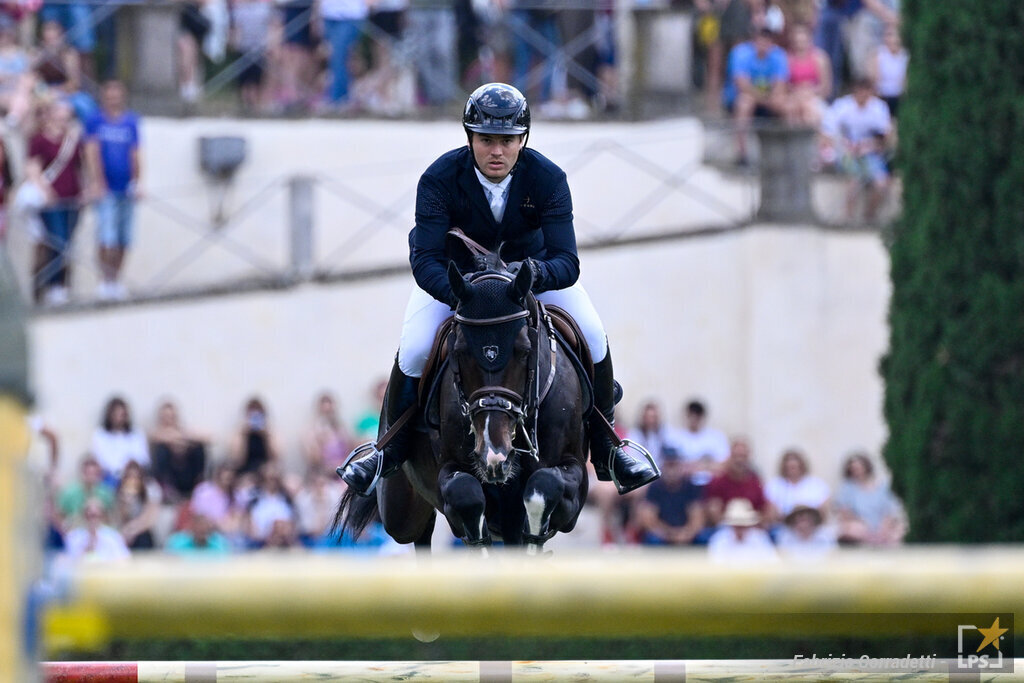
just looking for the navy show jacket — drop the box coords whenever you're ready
[409,146,581,305]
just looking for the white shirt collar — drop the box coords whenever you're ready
[473,167,514,196]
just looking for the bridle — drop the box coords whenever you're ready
[450,273,558,463]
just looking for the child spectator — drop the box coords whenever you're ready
[703,438,768,527]
[723,27,789,166]
[57,454,115,528]
[867,24,907,120]
[26,97,91,305]
[763,448,830,525]
[634,449,706,546]
[165,512,232,553]
[834,452,906,546]
[86,79,141,301]
[302,391,352,475]
[821,77,892,223]
[784,23,830,126]
[245,462,296,547]
[63,497,131,562]
[149,399,208,505]
[90,395,150,484]
[112,460,161,550]
[707,498,777,564]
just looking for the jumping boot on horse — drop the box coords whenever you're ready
[590,353,661,494]
[338,361,419,496]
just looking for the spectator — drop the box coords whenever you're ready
[261,517,302,550]
[320,0,368,110]
[86,79,141,301]
[707,498,777,564]
[189,462,244,538]
[0,16,33,128]
[90,395,150,484]
[26,97,91,305]
[867,24,907,120]
[57,454,115,528]
[723,27,789,166]
[510,0,562,105]
[846,0,898,83]
[0,136,12,241]
[763,448,830,524]
[165,512,232,553]
[813,0,861,100]
[27,414,63,550]
[670,399,730,488]
[37,0,95,79]
[276,0,318,112]
[178,0,211,103]
[406,0,456,107]
[230,0,273,113]
[775,504,837,560]
[63,497,131,562]
[229,396,281,476]
[245,462,296,547]
[353,377,387,440]
[784,23,830,126]
[302,391,352,475]
[634,449,706,546]
[834,452,906,546]
[625,401,673,469]
[33,20,97,123]
[112,460,161,550]
[821,77,892,223]
[149,399,208,505]
[294,467,346,546]
[703,438,767,527]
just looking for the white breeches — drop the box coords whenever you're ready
[398,280,609,377]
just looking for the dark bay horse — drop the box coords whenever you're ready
[335,261,589,553]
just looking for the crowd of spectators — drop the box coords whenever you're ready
[593,398,907,558]
[699,0,907,222]
[32,388,906,562]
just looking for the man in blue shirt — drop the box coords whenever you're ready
[86,80,140,300]
[723,28,789,166]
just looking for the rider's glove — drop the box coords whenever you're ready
[507,258,543,290]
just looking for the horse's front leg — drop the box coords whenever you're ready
[522,466,567,555]
[439,465,491,551]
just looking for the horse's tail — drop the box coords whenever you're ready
[330,486,380,542]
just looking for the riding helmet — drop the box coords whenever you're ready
[463,83,531,137]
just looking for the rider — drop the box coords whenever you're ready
[340,82,660,497]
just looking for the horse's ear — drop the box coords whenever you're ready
[509,261,533,303]
[448,262,471,303]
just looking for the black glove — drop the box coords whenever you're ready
[507,258,543,290]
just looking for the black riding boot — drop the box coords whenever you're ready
[339,359,419,496]
[590,351,660,494]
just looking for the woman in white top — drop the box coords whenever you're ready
[91,396,150,485]
[764,448,830,525]
[869,24,909,119]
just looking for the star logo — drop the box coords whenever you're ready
[976,617,1008,652]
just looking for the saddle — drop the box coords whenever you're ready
[419,301,595,428]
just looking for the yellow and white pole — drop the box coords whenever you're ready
[0,245,36,681]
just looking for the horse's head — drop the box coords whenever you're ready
[447,261,535,484]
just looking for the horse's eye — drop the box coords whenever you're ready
[514,345,530,359]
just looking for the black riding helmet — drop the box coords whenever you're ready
[463,83,531,146]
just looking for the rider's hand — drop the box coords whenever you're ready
[507,258,542,289]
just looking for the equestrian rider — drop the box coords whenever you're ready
[340,82,660,497]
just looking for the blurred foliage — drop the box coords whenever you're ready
[882,1,1024,540]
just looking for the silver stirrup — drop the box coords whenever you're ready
[339,441,386,495]
[609,439,661,495]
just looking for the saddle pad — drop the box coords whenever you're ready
[543,304,594,380]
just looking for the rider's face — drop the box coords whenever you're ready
[470,133,525,182]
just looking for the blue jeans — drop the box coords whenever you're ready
[512,10,561,102]
[324,18,363,103]
[38,207,80,288]
[96,193,136,248]
[814,6,845,100]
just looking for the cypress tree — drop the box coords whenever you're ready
[882,1,1024,541]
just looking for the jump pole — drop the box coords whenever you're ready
[44,659,1024,682]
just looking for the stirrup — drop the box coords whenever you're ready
[337,441,386,496]
[609,438,661,495]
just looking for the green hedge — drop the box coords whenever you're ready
[882,1,1024,541]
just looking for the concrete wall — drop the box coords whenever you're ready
[30,224,891,488]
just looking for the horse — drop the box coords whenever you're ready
[334,258,590,554]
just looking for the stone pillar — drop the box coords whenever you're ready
[289,176,315,281]
[120,2,181,115]
[756,125,818,223]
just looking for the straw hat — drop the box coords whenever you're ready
[721,498,761,527]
